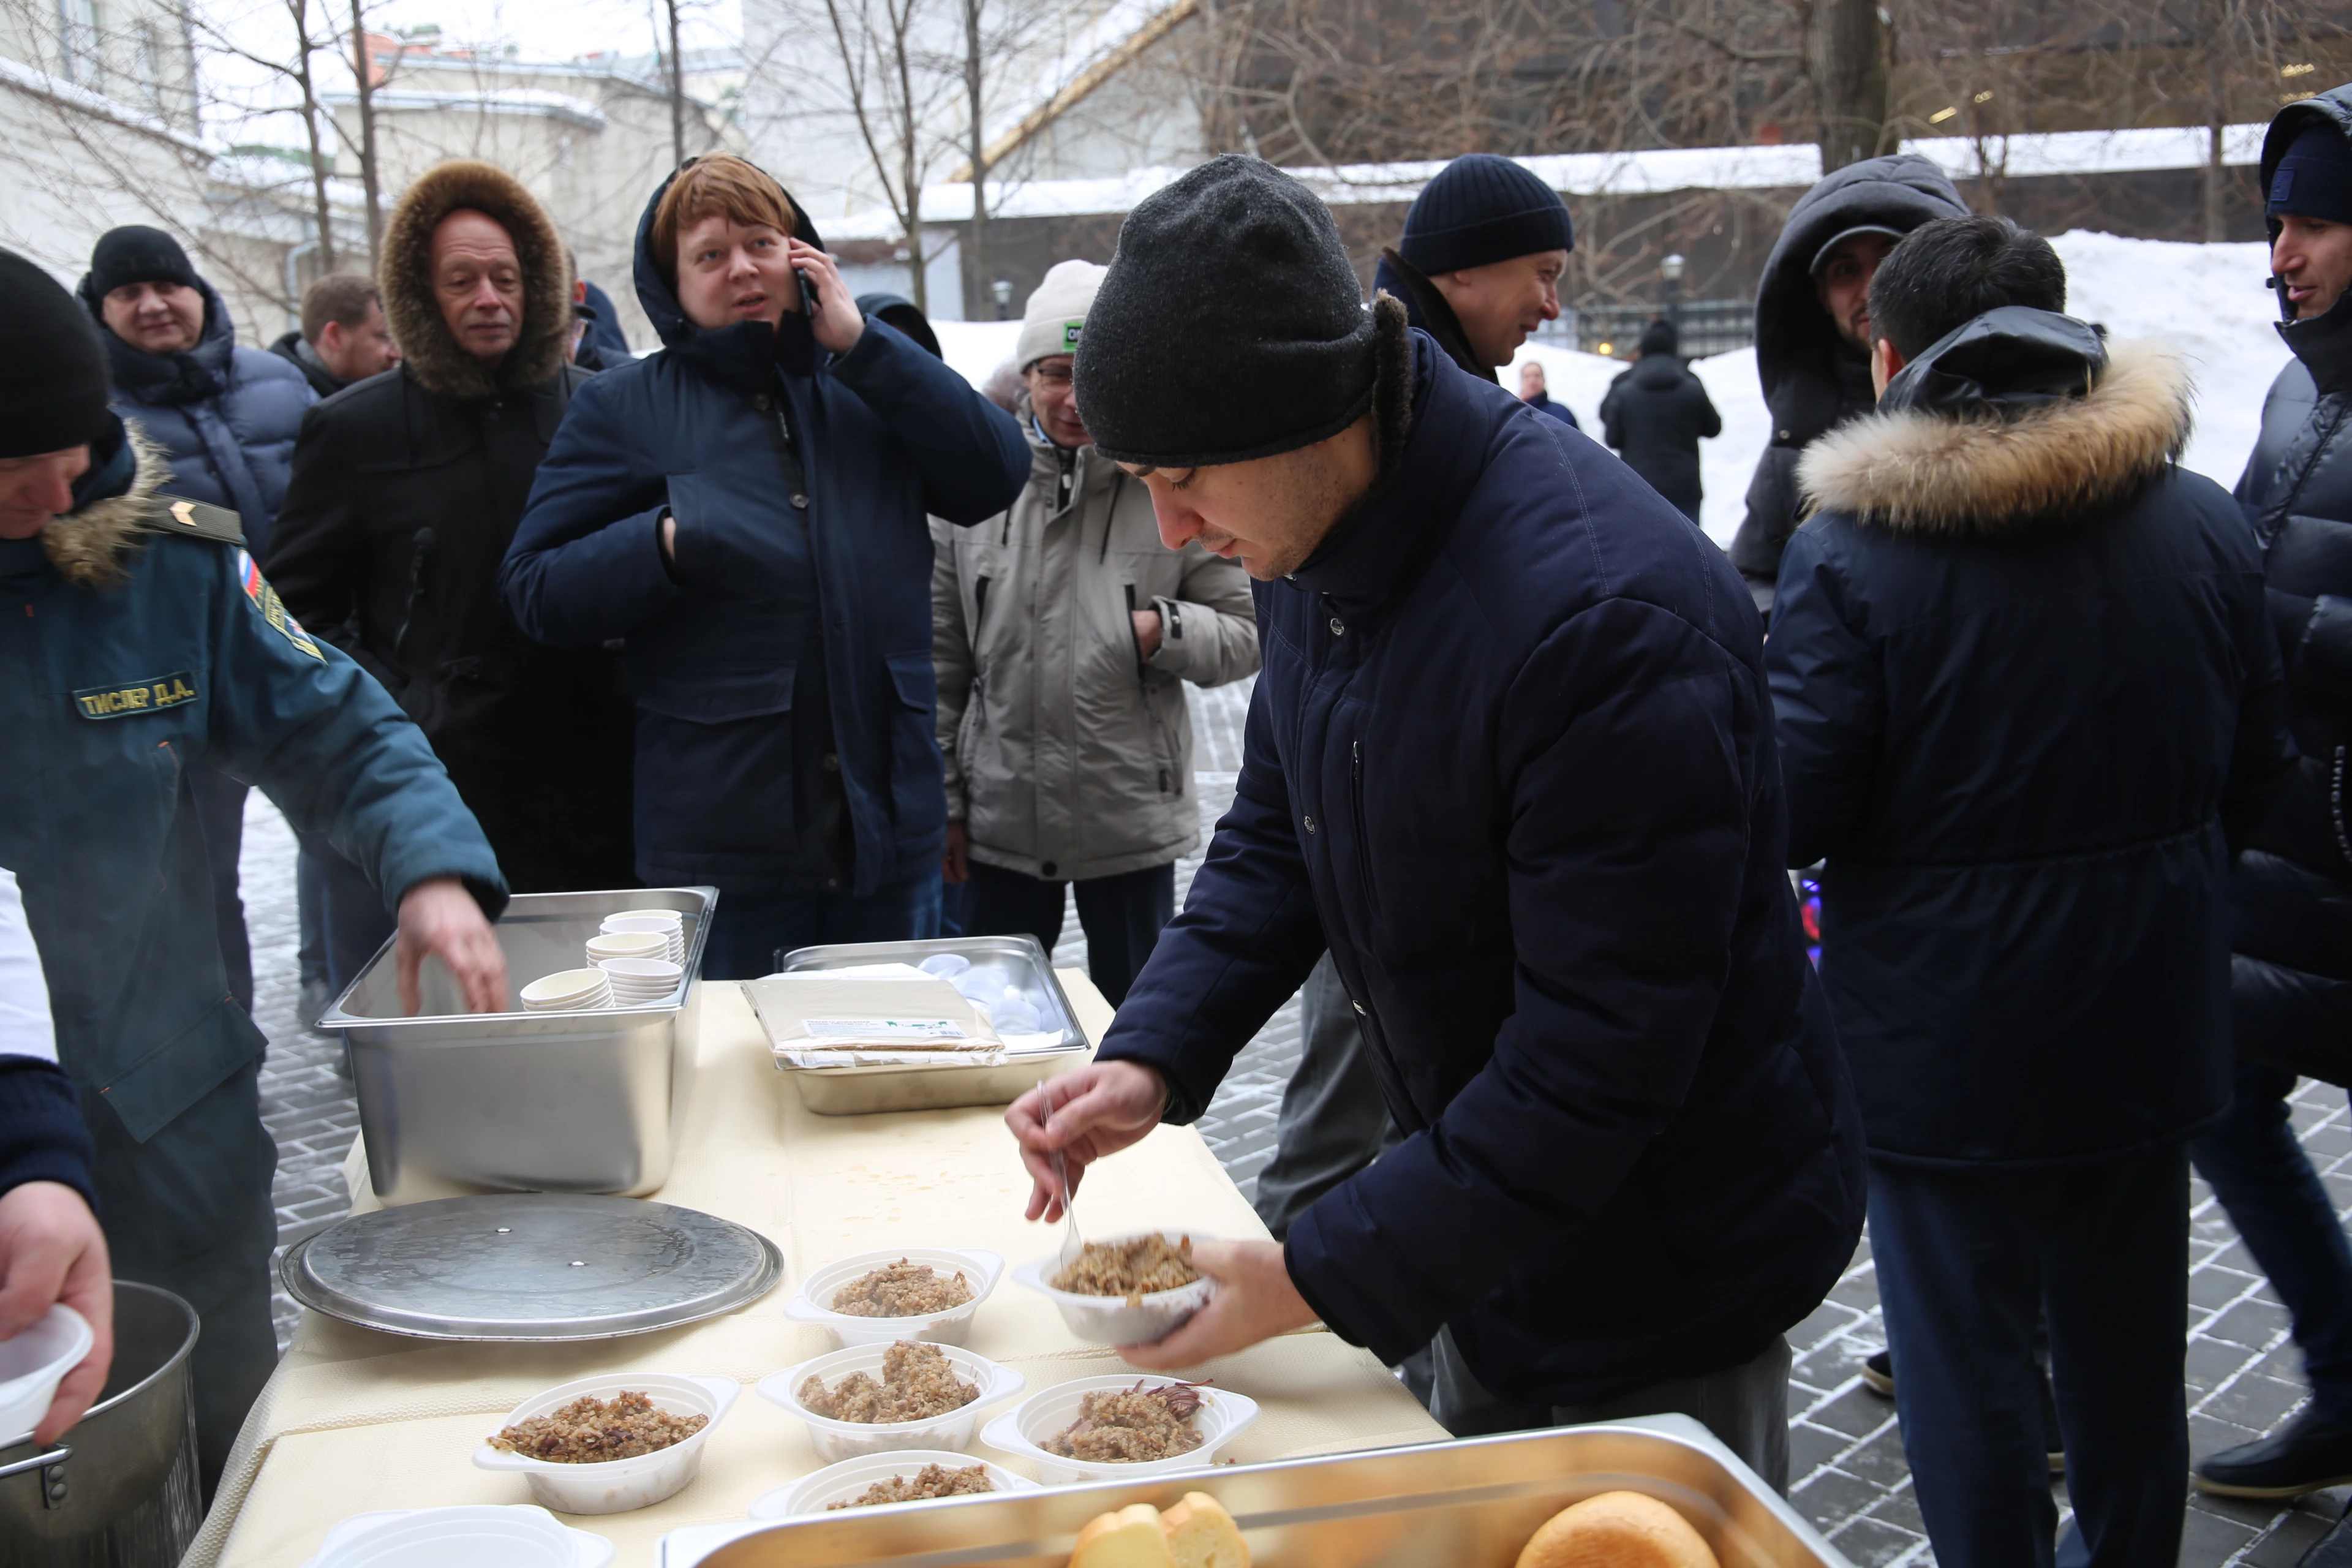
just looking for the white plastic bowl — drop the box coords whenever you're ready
[472,1373,739,1515]
[745,1449,1038,1518]
[783,1248,1004,1348]
[756,1342,1024,1463]
[981,1375,1261,1485]
[1011,1233,1217,1346]
[303,1505,613,1568]
[0,1305,92,1444]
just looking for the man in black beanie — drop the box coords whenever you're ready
[1371,153,1573,382]
[1011,156,1863,1488]
[2188,81,2352,1509]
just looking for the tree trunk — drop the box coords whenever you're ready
[2203,2,2230,243]
[1811,0,1891,173]
[666,0,688,168]
[295,0,336,271]
[350,0,383,262]
[965,0,987,322]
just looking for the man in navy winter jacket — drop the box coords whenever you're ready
[501,156,1028,974]
[1008,158,1864,1490]
[1766,219,2293,1566]
[81,226,317,1018]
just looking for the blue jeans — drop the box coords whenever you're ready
[296,831,397,1001]
[2191,1058,2352,1424]
[1869,1148,2187,1568]
[700,873,942,979]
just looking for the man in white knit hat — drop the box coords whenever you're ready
[932,259,1260,1001]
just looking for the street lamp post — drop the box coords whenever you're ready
[991,278,1014,320]
[1662,252,1686,336]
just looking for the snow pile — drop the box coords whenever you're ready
[935,232,2291,556]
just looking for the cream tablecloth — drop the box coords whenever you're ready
[191,973,1444,1567]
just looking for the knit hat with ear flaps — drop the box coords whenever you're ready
[1399,153,1575,276]
[1,249,113,459]
[1075,156,1378,468]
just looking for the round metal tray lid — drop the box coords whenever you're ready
[281,1194,783,1341]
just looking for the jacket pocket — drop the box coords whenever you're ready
[633,661,797,723]
[885,649,945,832]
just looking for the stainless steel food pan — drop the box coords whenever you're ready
[769,936,1090,1116]
[316,888,716,1204]
[682,1415,1853,1568]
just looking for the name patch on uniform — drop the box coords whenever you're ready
[236,549,323,660]
[72,673,198,720]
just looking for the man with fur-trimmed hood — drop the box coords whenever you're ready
[270,161,635,921]
[1765,216,2294,1566]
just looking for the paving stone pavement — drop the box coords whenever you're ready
[238,675,2352,1564]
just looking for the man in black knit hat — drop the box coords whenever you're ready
[1371,153,1574,382]
[1009,156,1862,1487]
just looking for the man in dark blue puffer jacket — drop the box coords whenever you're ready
[78,226,315,1017]
[2190,82,2352,1509]
[1006,156,1864,1492]
[1767,218,2293,1567]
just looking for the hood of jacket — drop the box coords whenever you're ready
[383,160,571,400]
[38,415,173,587]
[1798,307,2190,536]
[82,274,241,410]
[631,164,831,400]
[268,328,350,399]
[1756,154,1970,443]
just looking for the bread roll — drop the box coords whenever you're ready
[1512,1491,1719,1568]
[1161,1491,1250,1568]
[1071,1504,1176,1568]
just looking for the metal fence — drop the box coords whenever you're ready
[1532,298,1753,360]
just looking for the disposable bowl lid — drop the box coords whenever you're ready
[609,909,685,926]
[599,957,683,978]
[521,970,612,1001]
[760,1341,1021,1433]
[586,932,668,954]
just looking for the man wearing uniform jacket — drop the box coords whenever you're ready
[1727,155,1967,615]
[1,247,510,1495]
[1765,219,2293,1566]
[934,260,1259,1005]
[270,161,638,911]
[1007,159,1864,1489]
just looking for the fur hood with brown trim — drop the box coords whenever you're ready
[1798,308,2193,536]
[382,159,571,400]
[42,421,174,587]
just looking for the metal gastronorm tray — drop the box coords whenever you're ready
[765,935,1090,1115]
[686,1417,1853,1567]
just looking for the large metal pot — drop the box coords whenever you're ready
[0,1281,202,1566]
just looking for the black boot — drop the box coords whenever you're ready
[1861,1348,1894,1396]
[2196,1406,2352,1499]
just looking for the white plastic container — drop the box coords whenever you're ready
[980,1375,1262,1485]
[0,1304,92,1443]
[304,1505,614,1568]
[472,1373,740,1515]
[756,1343,1024,1463]
[782,1248,1004,1348]
[1010,1233,1217,1346]
[746,1449,1039,1518]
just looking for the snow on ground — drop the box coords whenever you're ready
[940,232,2290,554]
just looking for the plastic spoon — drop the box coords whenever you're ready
[1044,1076,1084,1271]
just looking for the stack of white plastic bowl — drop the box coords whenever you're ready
[597,957,684,1006]
[584,930,667,971]
[601,910,685,965]
[519,969,613,1012]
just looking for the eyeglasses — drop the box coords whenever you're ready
[1030,364,1074,386]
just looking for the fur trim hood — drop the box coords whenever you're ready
[43,421,172,586]
[382,160,571,399]
[1798,327,2192,537]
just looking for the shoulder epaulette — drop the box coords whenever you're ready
[135,494,245,546]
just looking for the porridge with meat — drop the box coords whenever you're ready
[1050,1234,1201,1304]
[828,1462,996,1508]
[488,1391,707,1463]
[1043,1380,1208,1464]
[798,1340,978,1424]
[829,1259,974,1317]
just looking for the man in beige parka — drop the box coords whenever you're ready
[933,260,1259,1003]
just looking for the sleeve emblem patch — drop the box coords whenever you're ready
[236,549,324,661]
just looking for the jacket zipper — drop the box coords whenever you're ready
[1352,736,1379,924]
[390,527,434,671]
